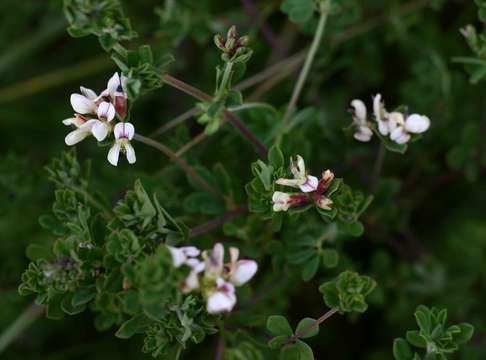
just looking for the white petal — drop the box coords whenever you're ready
[275,178,303,188]
[206,290,236,314]
[124,142,136,164]
[92,121,109,141]
[168,247,186,268]
[230,260,257,286]
[316,196,333,210]
[405,114,430,134]
[273,203,288,212]
[70,94,96,114]
[377,120,389,136]
[123,122,135,140]
[181,246,200,258]
[296,155,306,177]
[373,94,383,121]
[65,129,90,146]
[299,175,318,193]
[113,122,124,139]
[229,247,239,265]
[354,127,373,142]
[63,117,84,127]
[97,102,116,121]
[183,270,200,293]
[107,143,121,166]
[351,99,367,124]
[272,191,290,203]
[80,86,98,100]
[107,72,120,96]
[390,127,406,142]
[395,133,411,144]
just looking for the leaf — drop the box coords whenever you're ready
[321,249,339,268]
[281,340,314,360]
[453,323,474,344]
[301,256,320,281]
[268,335,288,350]
[72,287,97,307]
[281,0,315,24]
[115,314,153,339]
[393,338,413,360]
[268,145,284,169]
[267,315,293,336]
[415,306,431,334]
[295,318,319,339]
[406,330,426,348]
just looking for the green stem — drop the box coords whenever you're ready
[279,2,330,142]
[217,62,234,100]
[283,307,338,346]
[0,303,44,354]
[228,102,277,113]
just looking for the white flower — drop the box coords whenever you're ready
[206,278,237,314]
[63,114,96,146]
[107,122,136,166]
[350,99,373,142]
[373,94,390,136]
[227,247,258,286]
[168,246,201,268]
[105,72,128,118]
[276,155,318,193]
[272,191,291,212]
[70,92,97,115]
[389,113,431,145]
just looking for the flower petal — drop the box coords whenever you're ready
[92,121,109,141]
[405,114,430,134]
[80,86,98,100]
[107,143,121,166]
[124,142,136,164]
[63,117,84,127]
[351,99,367,124]
[230,260,257,286]
[168,247,186,268]
[275,178,303,188]
[123,122,135,140]
[181,246,200,258]
[70,94,96,114]
[353,126,373,142]
[299,175,319,193]
[206,289,236,314]
[65,129,89,146]
[107,72,121,96]
[97,101,116,121]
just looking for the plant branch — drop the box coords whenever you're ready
[283,307,338,346]
[0,303,44,354]
[280,3,330,128]
[162,74,268,158]
[189,206,247,238]
[133,134,226,201]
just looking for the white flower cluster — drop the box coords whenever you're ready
[350,94,431,144]
[272,155,334,212]
[169,243,258,314]
[63,73,136,166]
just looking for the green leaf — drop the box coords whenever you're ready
[281,340,314,360]
[453,323,474,344]
[321,249,339,268]
[115,314,153,339]
[406,331,426,348]
[268,145,284,169]
[72,287,97,307]
[301,256,320,281]
[393,338,413,360]
[267,315,293,336]
[281,0,316,25]
[295,318,319,339]
[268,335,289,350]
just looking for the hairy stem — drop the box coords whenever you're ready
[189,206,247,238]
[162,74,268,158]
[0,303,44,354]
[285,308,338,345]
[217,61,234,100]
[280,2,330,128]
[133,134,226,201]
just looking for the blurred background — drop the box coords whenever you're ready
[1,0,486,359]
